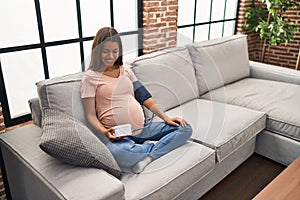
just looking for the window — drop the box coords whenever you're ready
[177,0,239,45]
[0,0,142,127]
[1,49,44,119]
[40,0,79,42]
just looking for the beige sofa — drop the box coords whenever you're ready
[0,34,299,200]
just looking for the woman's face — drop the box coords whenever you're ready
[101,41,119,68]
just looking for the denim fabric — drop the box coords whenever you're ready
[106,122,192,168]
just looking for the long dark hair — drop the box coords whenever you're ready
[88,27,123,71]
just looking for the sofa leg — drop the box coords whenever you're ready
[0,147,12,200]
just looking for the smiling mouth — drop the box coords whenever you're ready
[106,59,114,63]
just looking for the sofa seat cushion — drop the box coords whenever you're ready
[158,99,266,162]
[127,47,199,119]
[0,125,124,200]
[201,78,300,141]
[121,141,215,200]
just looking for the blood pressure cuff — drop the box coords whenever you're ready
[133,81,152,104]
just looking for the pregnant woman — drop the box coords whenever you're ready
[81,27,192,173]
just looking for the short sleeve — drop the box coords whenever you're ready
[81,72,98,98]
[124,66,138,82]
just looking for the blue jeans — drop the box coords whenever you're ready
[106,122,192,168]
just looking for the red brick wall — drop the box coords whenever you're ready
[236,0,261,62]
[143,0,178,54]
[268,9,300,69]
[236,0,300,70]
[143,0,300,70]
[143,0,300,69]
[0,104,5,134]
[0,103,6,199]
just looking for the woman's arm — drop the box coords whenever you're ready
[82,97,121,141]
[142,97,187,127]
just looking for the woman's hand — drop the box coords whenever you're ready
[164,116,187,127]
[103,127,124,142]
[143,98,188,127]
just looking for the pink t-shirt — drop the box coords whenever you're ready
[81,66,145,130]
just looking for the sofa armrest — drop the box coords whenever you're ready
[249,60,300,85]
[28,97,42,127]
[0,124,124,200]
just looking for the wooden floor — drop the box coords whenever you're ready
[199,153,286,200]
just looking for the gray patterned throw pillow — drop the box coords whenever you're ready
[40,108,122,178]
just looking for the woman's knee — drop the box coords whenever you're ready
[179,124,193,139]
[186,124,193,135]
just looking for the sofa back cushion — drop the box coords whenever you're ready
[36,73,110,142]
[187,34,250,95]
[127,47,199,115]
[36,73,86,121]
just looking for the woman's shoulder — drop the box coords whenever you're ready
[83,69,102,78]
[84,69,101,75]
[121,65,134,74]
[82,69,102,83]
[121,65,137,82]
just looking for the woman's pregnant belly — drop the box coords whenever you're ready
[100,95,145,132]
